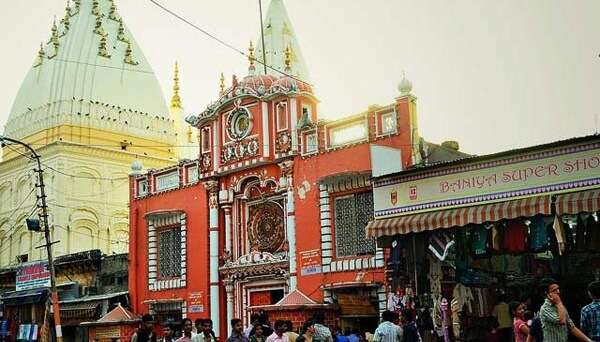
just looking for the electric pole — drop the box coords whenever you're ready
[0,136,64,342]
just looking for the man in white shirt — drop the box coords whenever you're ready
[373,311,403,342]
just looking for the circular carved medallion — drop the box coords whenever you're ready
[247,202,285,253]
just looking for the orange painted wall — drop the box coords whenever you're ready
[128,182,210,322]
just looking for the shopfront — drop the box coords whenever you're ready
[367,136,600,341]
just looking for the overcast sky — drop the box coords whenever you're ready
[1,0,599,155]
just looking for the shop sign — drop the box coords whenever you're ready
[188,291,204,313]
[299,249,322,276]
[374,143,600,216]
[16,262,51,291]
[95,326,120,339]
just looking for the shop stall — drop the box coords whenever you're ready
[367,136,600,341]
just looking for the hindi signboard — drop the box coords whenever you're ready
[16,262,51,291]
[299,249,322,276]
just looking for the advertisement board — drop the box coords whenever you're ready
[16,262,51,291]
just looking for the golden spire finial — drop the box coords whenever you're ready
[219,72,225,95]
[171,61,182,109]
[248,40,256,73]
[284,45,292,72]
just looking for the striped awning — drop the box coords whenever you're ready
[366,195,551,238]
[555,189,600,215]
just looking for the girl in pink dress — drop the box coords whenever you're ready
[510,302,530,342]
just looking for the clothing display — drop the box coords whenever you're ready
[529,215,549,252]
[502,219,527,253]
[470,225,489,258]
[428,231,455,261]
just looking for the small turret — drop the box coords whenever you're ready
[109,1,119,21]
[398,72,413,96]
[91,0,100,16]
[124,41,139,65]
[33,43,46,67]
[98,35,111,58]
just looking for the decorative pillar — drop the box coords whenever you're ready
[224,278,234,330]
[204,180,221,336]
[279,160,297,290]
[223,206,232,253]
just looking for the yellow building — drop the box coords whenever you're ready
[0,0,195,267]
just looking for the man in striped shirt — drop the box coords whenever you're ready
[373,311,403,342]
[539,279,592,342]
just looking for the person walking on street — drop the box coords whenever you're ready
[266,320,289,342]
[400,309,421,342]
[177,319,195,342]
[284,321,299,342]
[510,302,530,342]
[228,319,250,342]
[296,321,320,342]
[539,278,591,342]
[581,281,600,341]
[250,323,266,342]
[160,324,177,342]
[194,319,217,342]
[132,314,157,342]
[373,311,403,342]
[313,313,332,342]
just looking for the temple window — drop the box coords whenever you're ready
[155,171,179,192]
[333,191,376,257]
[379,111,396,135]
[158,227,182,278]
[137,178,148,196]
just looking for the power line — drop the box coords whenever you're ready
[147,0,313,87]
[4,143,129,181]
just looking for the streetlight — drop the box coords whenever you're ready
[0,135,64,342]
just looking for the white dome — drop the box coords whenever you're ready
[5,0,169,135]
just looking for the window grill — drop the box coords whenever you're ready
[334,191,375,257]
[158,228,182,278]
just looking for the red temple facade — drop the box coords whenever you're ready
[127,0,454,337]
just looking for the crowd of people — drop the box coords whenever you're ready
[130,279,600,342]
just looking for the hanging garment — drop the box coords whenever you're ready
[575,214,588,251]
[390,236,403,278]
[490,223,503,253]
[587,213,600,250]
[503,219,528,253]
[428,231,455,261]
[529,215,549,252]
[553,216,567,255]
[470,225,489,258]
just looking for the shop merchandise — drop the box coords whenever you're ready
[528,215,549,252]
[428,231,455,262]
[386,287,404,312]
[553,215,568,255]
[575,214,588,251]
[470,225,489,258]
[502,219,527,253]
[586,213,600,250]
[489,223,503,253]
